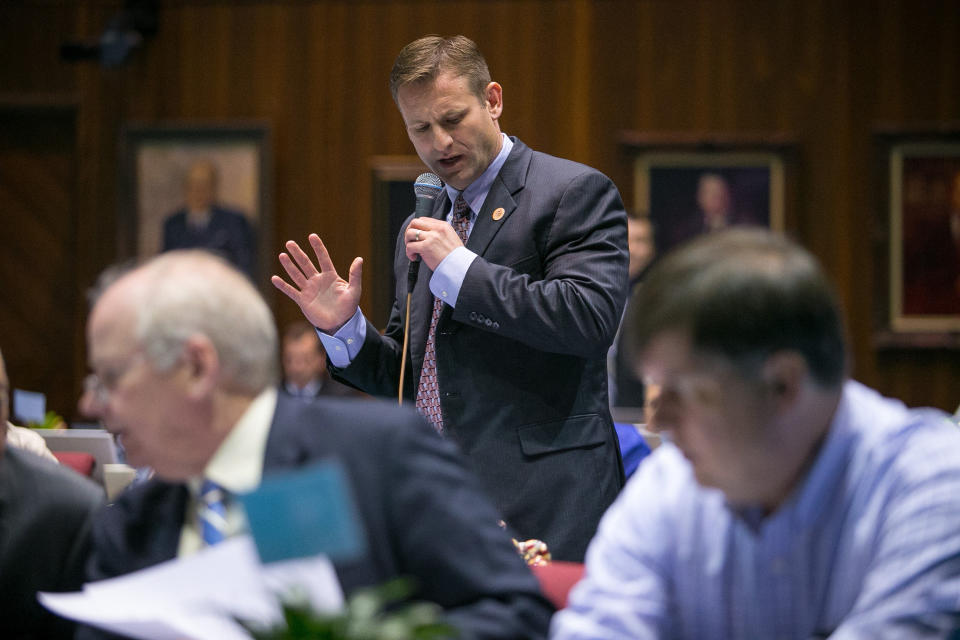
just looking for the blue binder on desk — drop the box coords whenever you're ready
[238,460,366,565]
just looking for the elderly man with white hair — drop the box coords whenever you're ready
[78,250,551,640]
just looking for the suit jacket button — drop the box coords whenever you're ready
[493,322,500,329]
[484,319,492,327]
[469,311,477,321]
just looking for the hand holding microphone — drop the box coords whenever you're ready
[405,217,466,270]
[406,173,443,291]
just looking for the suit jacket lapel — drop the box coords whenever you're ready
[131,481,190,567]
[264,399,311,470]
[408,141,530,352]
[465,139,530,257]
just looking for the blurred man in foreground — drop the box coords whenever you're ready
[552,229,960,639]
[0,347,104,639]
[79,250,551,639]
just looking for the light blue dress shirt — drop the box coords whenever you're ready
[319,134,513,367]
[551,381,960,639]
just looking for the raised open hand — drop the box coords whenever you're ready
[271,234,363,333]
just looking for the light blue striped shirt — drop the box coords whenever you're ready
[551,381,960,639]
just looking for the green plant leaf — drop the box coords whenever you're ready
[236,577,456,640]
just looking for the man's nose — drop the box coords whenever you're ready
[645,402,677,435]
[432,128,453,152]
[78,381,105,419]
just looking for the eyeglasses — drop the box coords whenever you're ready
[85,352,146,407]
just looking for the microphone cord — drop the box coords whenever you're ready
[401,172,441,406]
[398,291,412,405]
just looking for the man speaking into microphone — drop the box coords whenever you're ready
[273,34,628,561]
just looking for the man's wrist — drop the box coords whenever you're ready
[316,308,366,367]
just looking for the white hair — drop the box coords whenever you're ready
[130,250,277,394]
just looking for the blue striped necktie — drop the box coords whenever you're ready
[199,479,228,546]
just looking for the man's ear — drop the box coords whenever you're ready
[485,82,503,120]
[181,334,220,398]
[761,351,808,411]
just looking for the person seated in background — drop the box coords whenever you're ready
[281,320,360,400]
[78,250,552,640]
[552,229,960,639]
[161,159,257,280]
[0,347,105,640]
[609,214,656,412]
[609,215,656,477]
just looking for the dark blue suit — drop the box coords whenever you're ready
[162,205,256,279]
[80,396,552,639]
[0,447,103,639]
[332,138,629,561]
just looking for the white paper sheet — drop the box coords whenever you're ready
[40,535,344,640]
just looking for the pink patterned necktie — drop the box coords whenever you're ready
[415,193,471,432]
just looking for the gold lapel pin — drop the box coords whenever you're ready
[492,207,505,221]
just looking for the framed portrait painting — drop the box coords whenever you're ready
[876,127,960,344]
[119,122,272,285]
[612,132,796,422]
[620,132,795,258]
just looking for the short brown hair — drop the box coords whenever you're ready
[389,35,491,103]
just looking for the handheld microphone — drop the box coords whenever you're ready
[399,172,442,406]
[407,172,443,292]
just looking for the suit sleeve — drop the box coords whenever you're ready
[76,483,186,640]
[383,416,554,639]
[454,169,628,358]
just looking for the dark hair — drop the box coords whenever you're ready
[389,35,491,103]
[283,320,321,350]
[623,228,847,387]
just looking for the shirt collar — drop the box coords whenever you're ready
[443,132,513,215]
[284,378,322,398]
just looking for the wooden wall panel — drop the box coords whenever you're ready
[0,108,78,420]
[0,0,958,419]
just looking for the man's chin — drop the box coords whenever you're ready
[691,466,722,491]
[430,164,472,191]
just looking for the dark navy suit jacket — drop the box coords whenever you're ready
[333,138,629,561]
[79,396,552,639]
[0,447,103,639]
